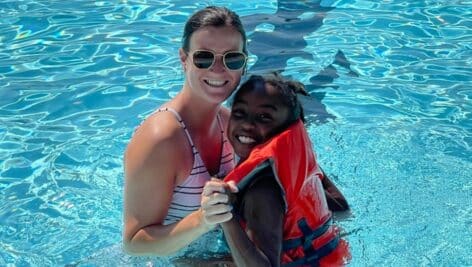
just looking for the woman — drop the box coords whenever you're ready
[123,6,247,256]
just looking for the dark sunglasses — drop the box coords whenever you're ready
[190,50,247,71]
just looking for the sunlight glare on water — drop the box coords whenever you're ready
[0,0,470,266]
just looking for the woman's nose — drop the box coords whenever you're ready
[210,55,226,72]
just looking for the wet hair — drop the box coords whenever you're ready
[182,6,247,55]
[233,72,309,125]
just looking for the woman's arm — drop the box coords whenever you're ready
[222,173,285,267]
[123,118,232,256]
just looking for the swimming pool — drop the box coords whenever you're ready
[0,0,470,265]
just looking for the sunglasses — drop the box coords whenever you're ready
[189,50,247,71]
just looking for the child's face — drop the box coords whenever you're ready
[228,83,290,161]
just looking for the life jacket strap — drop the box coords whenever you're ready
[282,236,340,267]
[282,217,333,251]
[282,217,339,267]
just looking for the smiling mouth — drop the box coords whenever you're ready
[205,79,227,87]
[237,135,256,144]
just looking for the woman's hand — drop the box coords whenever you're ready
[200,178,238,228]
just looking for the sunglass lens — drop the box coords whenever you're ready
[193,51,214,69]
[224,52,246,70]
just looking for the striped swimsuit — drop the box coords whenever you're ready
[157,108,235,225]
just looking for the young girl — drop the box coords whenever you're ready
[204,74,351,266]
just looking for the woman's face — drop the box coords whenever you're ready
[180,26,245,105]
[228,83,290,161]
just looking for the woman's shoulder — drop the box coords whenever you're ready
[126,111,186,157]
[141,110,184,140]
[124,110,189,180]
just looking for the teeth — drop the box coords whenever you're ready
[238,135,256,144]
[206,79,225,86]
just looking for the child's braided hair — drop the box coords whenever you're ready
[234,72,309,124]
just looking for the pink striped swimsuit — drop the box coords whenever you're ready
[156,108,235,225]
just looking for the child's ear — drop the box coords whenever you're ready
[179,48,188,71]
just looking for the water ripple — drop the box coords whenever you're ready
[0,0,470,265]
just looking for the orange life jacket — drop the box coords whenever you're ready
[224,120,350,266]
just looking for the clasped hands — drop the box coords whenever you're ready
[200,178,238,228]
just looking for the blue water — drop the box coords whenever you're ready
[1,0,471,266]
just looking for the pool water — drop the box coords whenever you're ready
[1,0,471,266]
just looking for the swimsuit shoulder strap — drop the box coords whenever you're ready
[156,107,198,155]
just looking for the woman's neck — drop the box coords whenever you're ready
[171,88,222,131]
